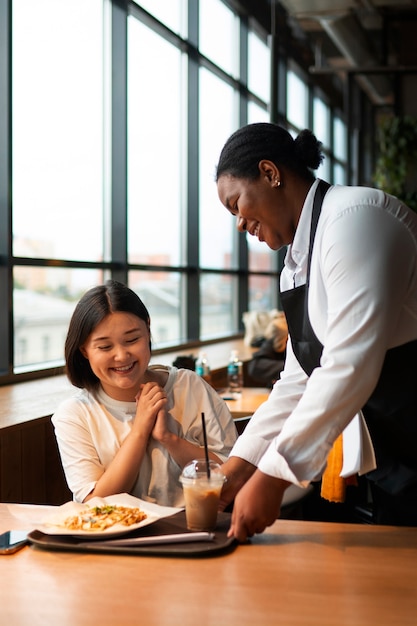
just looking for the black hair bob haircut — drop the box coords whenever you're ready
[65,280,151,391]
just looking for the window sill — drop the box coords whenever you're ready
[0,338,254,430]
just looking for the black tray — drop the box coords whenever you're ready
[27,511,236,557]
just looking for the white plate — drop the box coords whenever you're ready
[35,493,183,538]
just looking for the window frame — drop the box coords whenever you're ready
[0,0,349,385]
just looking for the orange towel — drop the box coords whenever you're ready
[320,434,346,503]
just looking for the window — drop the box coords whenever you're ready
[287,68,309,130]
[200,273,235,339]
[248,101,269,123]
[334,116,347,162]
[0,0,350,382]
[129,271,183,347]
[199,0,239,77]
[333,115,348,184]
[313,96,331,181]
[127,18,184,270]
[14,267,104,371]
[10,0,105,374]
[249,275,279,312]
[12,0,105,264]
[199,68,237,270]
[198,66,239,338]
[133,0,186,36]
[246,29,278,313]
[248,29,270,104]
[313,96,331,150]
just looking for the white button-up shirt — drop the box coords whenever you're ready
[231,179,417,486]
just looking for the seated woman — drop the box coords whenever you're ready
[247,312,288,387]
[52,280,237,506]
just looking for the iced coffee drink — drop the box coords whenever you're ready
[180,460,226,531]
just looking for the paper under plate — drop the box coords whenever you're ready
[35,493,182,538]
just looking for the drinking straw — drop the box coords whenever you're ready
[201,412,211,478]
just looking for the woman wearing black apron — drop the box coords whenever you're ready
[215,123,417,542]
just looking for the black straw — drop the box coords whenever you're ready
[201,412,211,478]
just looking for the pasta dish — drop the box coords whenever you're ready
[63,504,147,531]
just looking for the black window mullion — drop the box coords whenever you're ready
[237,16,249,327]
[111,0,128,284]
[0,0,12,376]
[185,0,200,341]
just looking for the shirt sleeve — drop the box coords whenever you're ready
[230,339,313,485]
[52,395,107,503]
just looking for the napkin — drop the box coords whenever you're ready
[320,433,346,503]
[320,412,377,503]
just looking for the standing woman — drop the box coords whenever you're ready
[215,122,417,541]
[52,280,237,506]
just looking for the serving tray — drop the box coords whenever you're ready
[28,511,236,557]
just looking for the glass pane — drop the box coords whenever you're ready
[129,271,183,348]
[247,234,277,272]
[200,274,236,339]
[319,154,331,181]
[199,68,237,269]
[249,275,278,312]
[199,0,239,77]
[248,101,269,123]
[287,69,308,130]
[12,0,105,262]
[313,96,331,149]
[248,30,270,103]
[128,18,184,267]
[132,0,186,36]
[334,116,347,161]
[13,267,105,371]
[334,163,347,185]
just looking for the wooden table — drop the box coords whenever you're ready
[1,503,416,626]
[221,386,270,418]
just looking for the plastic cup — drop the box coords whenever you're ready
[180,459,226,531]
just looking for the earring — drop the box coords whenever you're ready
[274,179,281,188]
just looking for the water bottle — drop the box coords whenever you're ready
[195,351,212,385]
[227,350,243,393]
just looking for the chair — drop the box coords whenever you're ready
[233,416,252,435]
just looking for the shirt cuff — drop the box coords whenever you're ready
[257,442,312,487]
[230,433,271,466]
[74,481,97,503]
[231,435,312,488]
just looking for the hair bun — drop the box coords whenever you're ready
[294,129,324,171]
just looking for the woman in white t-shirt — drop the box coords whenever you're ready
[52,280,237,506]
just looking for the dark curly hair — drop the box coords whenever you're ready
[215,123,324,183]
[65,280,151,391]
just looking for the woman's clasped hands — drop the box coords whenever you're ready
[134,381,168,442]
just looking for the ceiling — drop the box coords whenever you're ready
[276,0,417,106]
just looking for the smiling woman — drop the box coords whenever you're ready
[52,280,237,508]
[214,122,417,541]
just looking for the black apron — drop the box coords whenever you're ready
[280,180,417,501]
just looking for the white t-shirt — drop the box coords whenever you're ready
[52,365,237,505]
[232,180,417,486]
